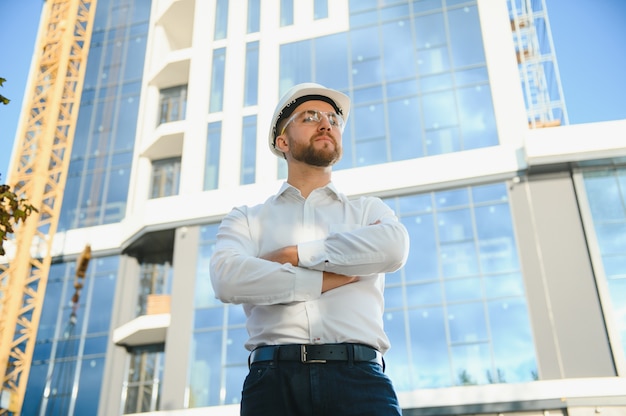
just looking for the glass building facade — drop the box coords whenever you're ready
[13,0,625,415]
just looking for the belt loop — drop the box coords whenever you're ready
[271,345,279,368]
[347,344,355,367]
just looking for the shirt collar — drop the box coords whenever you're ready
[274,181,341,200]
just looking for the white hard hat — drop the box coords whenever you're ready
[268,83,351,158]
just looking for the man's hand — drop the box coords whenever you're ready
[261,245,299,266]
[322,272,358,293]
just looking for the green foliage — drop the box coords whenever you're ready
[0,77,10,105]
[0,182,38,256]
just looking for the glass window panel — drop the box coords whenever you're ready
[280,41,312,90]
[386,79,420,98]
[603,254,626,279]
[483,272,525,298]
[240,115,257,185]
[356,138,388,166]
[412,0,443,13]
[388,97,423,160]
[472,182,508,203]
[353,85,384,103]
[383,310,412,390]
[194,307,224,329]
[451,343,490,385]
[189,331,223,407]
[437,208,473,243]
[349,0,377,13]
[455,67,489,85]
[596,223,626,255]
[408,307,450,388]
[247,0,260,33]
[422,90,458,129]
[457,85,498,149]
[440,241,479,278]
[403,214,439,282]
[214,0,229,40]
[381,20,416,80]
[204,122,222,191]
[435,188,469,208]
[425,126,461,155]
[398,193,433,213]
[354,104,386,141]
[448,302,487,344]
[314,33,350,90]
[385,285,405,309]
[405,282,442,307]
[210,48,226,113]
[225,365,248,405]
[414,12,446,49]
[417,46,450,74]
[488,299,537,383]
[280,0,294,26]
[74,358,105,415]
[244,41,259,106]
[380,3,410,20]
[448,6,485,68]
[87,276,115,333]
[226,327,249,364]
[420,72,453,92]
[228,305,247,326]
[314,0,328,19]
[584,173,626,221]
[445,277,482,302]
[351,26,380,61]
[352,58,383,87]
[22,364,47,415]
[83,335,108,355]
[349,9,378,27]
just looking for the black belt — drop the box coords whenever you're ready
[249,344,383,367]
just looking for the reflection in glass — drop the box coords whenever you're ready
[582,168,626,362]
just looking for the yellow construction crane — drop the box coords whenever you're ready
[0,0,97,414]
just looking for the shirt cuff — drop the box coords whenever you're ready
[294,267,323,299]
[297,239,327,268]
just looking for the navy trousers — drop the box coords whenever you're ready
[240,360,402,415]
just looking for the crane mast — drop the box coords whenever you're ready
[0,0,97,413]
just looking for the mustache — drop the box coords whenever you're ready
[312,131,337,144]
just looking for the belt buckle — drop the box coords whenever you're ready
[300,345,326,364]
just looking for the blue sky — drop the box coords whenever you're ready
[1,0,625,181]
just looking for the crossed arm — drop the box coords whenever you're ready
[260,245,357,293]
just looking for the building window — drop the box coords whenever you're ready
[314,0,328,19]
[158,85,187,125]
[150,157,181,198]
[240,115,257,185]
[214,0,229,40]
[123,345,165,414]
[204,122,222,191]
[188,183,537,405]
[581,167,626,362]
[383,183,536,390]
[24,257,119,416]
[280,0,294,26]
[136,262,173,316]
[278,1,498,171]
[209,48,226,113]
[189,224,248,407]
[247,0,260,33]
[244,41,259,107]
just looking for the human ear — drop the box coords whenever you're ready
[275,134,289,153]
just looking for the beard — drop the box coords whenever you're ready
[288,133,342,167]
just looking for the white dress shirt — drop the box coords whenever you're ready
[210,182,410,353]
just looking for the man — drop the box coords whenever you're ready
[210,83,410,415]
